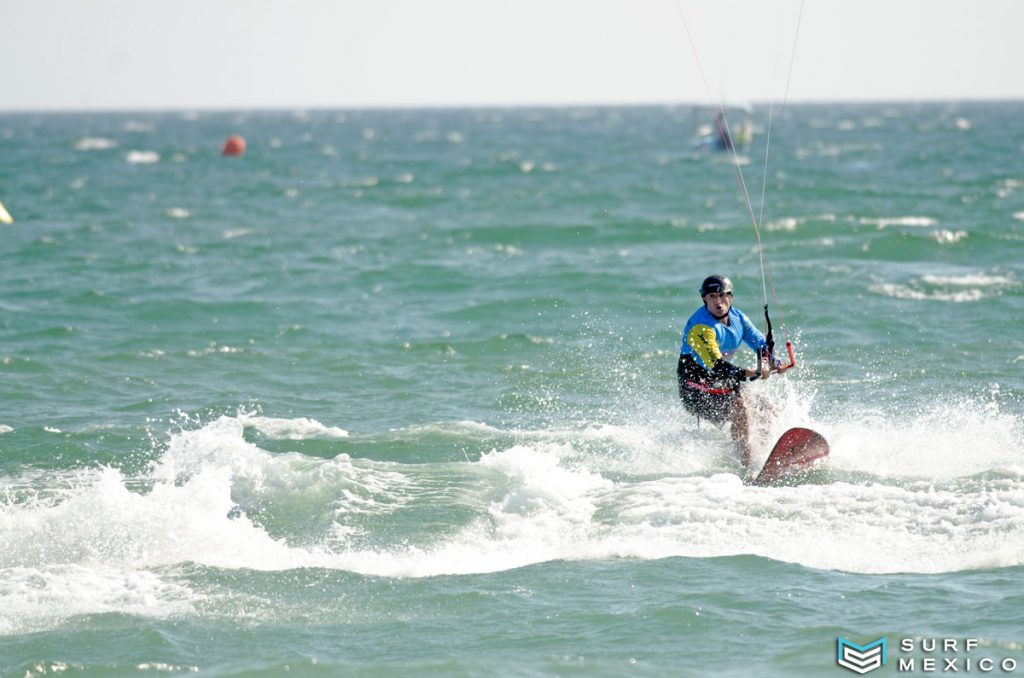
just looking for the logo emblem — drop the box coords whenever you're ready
[837,637,887,674]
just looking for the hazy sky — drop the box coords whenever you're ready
[2,0,1022,111]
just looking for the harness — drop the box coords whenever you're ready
[683,380,734,395]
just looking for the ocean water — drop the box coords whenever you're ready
[1,102,1022,676]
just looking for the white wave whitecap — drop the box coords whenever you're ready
[870,271,1017,302]
[73,137,118,151]
[124,150,160,165]
[1,400,1022,633]
[237,412,349,440]
[860,216,936,229]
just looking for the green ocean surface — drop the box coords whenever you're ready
[1,103,1023,676]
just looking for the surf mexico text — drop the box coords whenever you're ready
[836,637,1021,674]
[898,639,1017,673]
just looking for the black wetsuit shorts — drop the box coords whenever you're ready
[677,355,738,425]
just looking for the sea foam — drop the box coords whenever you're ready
[1,399,1022,635]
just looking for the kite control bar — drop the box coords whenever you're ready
[780,340,796,372]
[752,305,796,378]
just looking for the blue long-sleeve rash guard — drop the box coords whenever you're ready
[679,306,767,384]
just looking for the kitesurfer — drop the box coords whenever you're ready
[714,112,734,151]
[677,275,783,469]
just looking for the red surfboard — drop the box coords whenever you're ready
[752,427,829,485]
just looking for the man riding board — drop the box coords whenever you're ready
[677,275,788,470]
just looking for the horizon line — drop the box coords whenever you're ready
[3,95,1024,116]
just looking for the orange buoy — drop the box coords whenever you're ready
[221,134,246,157]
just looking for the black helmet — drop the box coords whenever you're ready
[699,275,733,297]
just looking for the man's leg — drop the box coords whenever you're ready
[729,394,752,471]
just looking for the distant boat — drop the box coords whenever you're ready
[691,103,754,151]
